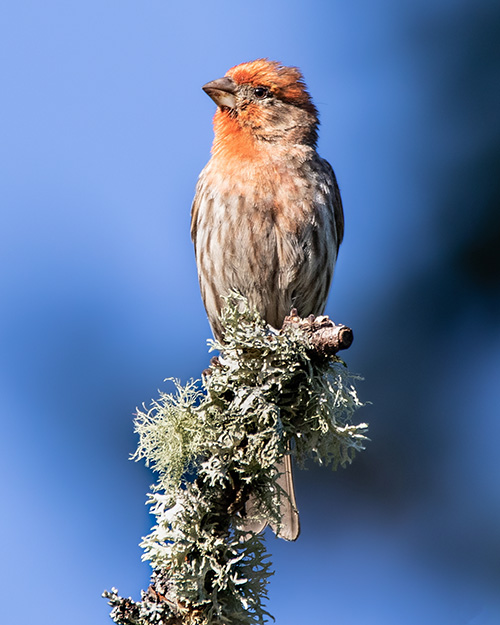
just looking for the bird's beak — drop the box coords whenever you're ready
[202,76,237,109]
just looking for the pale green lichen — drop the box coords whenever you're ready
[105,294,368,625]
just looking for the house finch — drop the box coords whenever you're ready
[191,59,344,541]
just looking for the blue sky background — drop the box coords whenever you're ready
[1,1,500,624]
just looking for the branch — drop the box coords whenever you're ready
[283,309,353,359]
[104,295,368,625]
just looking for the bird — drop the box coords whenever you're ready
[191,59,344,541]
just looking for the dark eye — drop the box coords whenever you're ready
[253,86,269,99]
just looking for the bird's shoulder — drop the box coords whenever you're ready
[311,156,344,248]
[190,166,216,243]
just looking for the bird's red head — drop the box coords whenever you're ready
[226,59,318,116]
[203,59,319,155]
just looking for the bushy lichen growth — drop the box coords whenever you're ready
[104,295,368,625]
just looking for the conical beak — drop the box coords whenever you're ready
[202,76,237,109]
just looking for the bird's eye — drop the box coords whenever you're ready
[253,86,269,99]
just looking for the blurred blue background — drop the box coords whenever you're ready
[1,1,500,623]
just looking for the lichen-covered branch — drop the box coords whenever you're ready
[104,294,368,625]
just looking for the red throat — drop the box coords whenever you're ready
[211,108,263,163]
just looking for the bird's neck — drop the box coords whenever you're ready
[211,111,266,163]
[210,110,313,174]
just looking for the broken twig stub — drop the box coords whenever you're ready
[282,309,353,359]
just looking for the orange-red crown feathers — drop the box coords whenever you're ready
[226,59,318,117]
